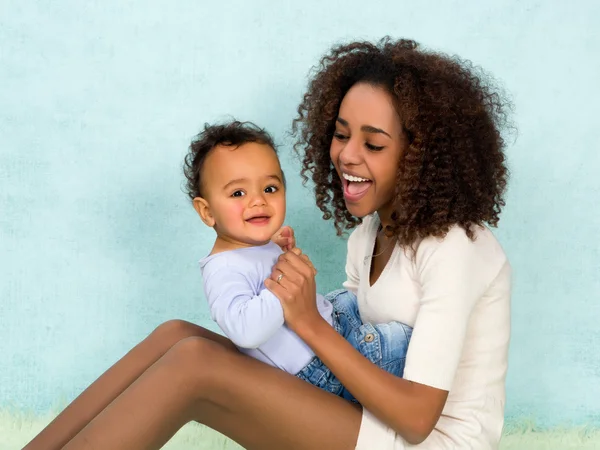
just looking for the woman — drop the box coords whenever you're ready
[25,37,511,450]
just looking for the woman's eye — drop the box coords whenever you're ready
[366,143,384,151]
[231,190,245,197]
[333,132,348,141]
[264,186,278,194]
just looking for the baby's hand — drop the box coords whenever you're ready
[271,226,295,251]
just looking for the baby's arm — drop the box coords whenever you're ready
[204,267,285,349]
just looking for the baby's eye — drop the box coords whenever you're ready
[264,186,278,194]
[231,190,245,197]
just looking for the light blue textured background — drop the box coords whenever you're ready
[1,0,599,429]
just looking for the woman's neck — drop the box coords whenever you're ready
[375,210,393,233]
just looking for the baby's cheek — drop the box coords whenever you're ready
[223,202,246,223]
[277,197,286,215]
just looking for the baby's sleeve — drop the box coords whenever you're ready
[203,265,284,349]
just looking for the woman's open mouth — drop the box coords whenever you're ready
[342,173,372,202]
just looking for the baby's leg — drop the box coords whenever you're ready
[340,321,413,402]
[325,290,413,401]
[356,321,413,376]
[24,319,236,450]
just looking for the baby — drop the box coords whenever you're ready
[184,120,412,401]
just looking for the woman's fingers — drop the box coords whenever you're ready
[270,260,303,286]
[279,250,316,277]
[269,249,317,297]
[299,254,317,275]
[264,278,292,302]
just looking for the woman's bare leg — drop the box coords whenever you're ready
[63,337,362,450]
[24,320,236,450]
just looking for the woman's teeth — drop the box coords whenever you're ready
[342,173,370,182]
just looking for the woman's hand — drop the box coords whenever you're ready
[271,226,295,251]
[264,248,321,332]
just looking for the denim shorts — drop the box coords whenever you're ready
[296,289,413,403]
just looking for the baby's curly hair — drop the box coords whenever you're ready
[293,37,510,245]
[183,120,278,200]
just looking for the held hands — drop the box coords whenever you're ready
[264,247,321,333]
[271,226,295,251]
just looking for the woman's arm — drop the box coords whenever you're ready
[300,315,447,444]
[265,250,446,445]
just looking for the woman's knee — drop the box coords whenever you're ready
[150,320,236,352]
[150,319,201,343]
[171,335,225,359]
[164,337,229,394]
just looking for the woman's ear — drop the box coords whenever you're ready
[193,197,215,227]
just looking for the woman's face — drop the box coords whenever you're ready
[330,82,407,222]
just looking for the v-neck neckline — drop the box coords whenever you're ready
[366,216,399,288]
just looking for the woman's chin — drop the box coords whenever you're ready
[345,202,375,219]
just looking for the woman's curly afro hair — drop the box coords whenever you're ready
[292,37,511,246]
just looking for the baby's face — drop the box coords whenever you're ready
[200,142,286,247]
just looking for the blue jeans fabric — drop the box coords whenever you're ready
[296,289,413,403]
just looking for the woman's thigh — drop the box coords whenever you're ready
[183,337,364,450]
[63,336,363,450]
